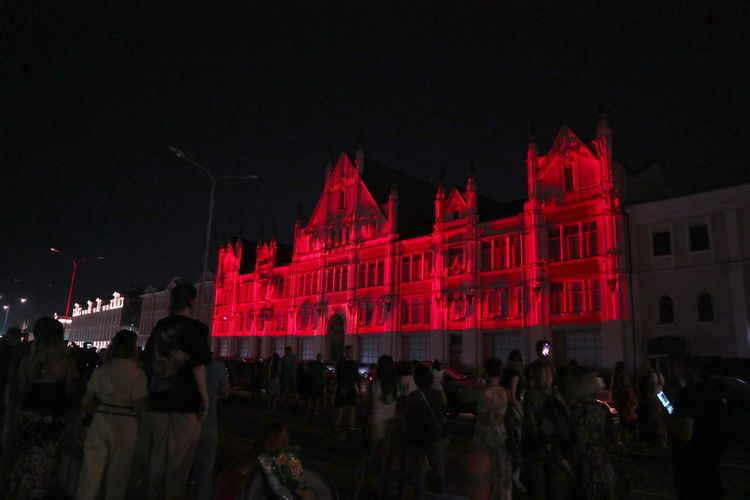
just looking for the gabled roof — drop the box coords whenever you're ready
[547,125,598,158]
[357,156,437,238]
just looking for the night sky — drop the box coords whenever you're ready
[3,2,748,325]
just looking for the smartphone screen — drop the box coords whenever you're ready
[657,390,674,414]
[542,344,551,357]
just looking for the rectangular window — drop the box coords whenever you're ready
[377,260,385,286]
[424,252,432,278]
[359,264,366,288]
[566,331,602,369]
[653,231,672,256]
[412,254,423,281]
[549,229,561,262]
[499,288,510,317]
[238,339,251,358]
[584,222,598,257]
[423,297,431,323]
[339,191,345,210]
[401,299,410,324]
[359,337,378,364]
[342,268,348,291]
[402,336,428,361]
[495,238,507,270]
[588,279,601,312]
[358,302,368,326]
[493,332,525,363]
[301,338,316,361]
[564,225,581,260]
[447,247,464,275]
[481,241,492,272]
[218,338,230,357]
[569,281,584,313]
[564,164,574,192]
[550,283,563,315]
[689,225,710,252]
[402,256,411,283]
[510,235,521,268]
[367,263,375,287]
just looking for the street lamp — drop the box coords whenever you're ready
[50,248,104,320]
[168,146,259,313]
[2,297,28,333]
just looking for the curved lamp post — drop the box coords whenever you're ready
[168,147,258,312]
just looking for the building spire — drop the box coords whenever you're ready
[527,124,539,159]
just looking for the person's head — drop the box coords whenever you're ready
[344,345,353,360]
[669,350,699,386]
[413,363,433,389]
[397,360,413,377]
[33,316,65,343]
[507,350,524,371]
[536,339,552,359]
[169,283,197,315]
[284,345,292,354]
[432,359,442,371]
[4,327,23,346]
[109,329,138,359]
[316,353,322,361]
[527,359,555,389]
[484,357,503,379]
[449,448,492,500]
[254,419,290,455]
[565,366,601,404]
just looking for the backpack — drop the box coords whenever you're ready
[536,389,571,450]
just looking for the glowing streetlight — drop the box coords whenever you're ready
[2,297,28,333]
[50,248,104,320]
[168,147,259,311]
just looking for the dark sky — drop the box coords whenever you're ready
[2,2,748,324]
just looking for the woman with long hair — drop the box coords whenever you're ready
[267,353,281,413]
[6,317,76,499]
[369,355,399,495]
[76,329,148,500]
[473,357,512,499]
[567,367,618,500]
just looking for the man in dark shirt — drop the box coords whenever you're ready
[667,351,724,500]
[334,345,359,432]
[280,345,299,403]
[144,284,211,500]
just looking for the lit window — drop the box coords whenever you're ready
[301,338,316,361]
[697,293,713,322]
[584,222,598,257]
[653,231,672,257]
[568,282,584,313]
[689,225,710,252]
[359,337,378,364]
[564,225,580,260]
[549,229,561,262]
[564,165,575,192]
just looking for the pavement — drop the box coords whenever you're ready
[216,394,750,500]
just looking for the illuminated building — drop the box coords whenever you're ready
[211,116,630,370]
[67,290,142,349]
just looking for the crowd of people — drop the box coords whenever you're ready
[0,289,732,500]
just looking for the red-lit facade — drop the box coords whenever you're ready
[212,118,629,369]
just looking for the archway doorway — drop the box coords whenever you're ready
[327,314,345,361]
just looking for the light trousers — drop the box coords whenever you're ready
[76,413,138,500]
[149,411,201,500]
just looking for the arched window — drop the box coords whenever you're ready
[659,296,674,324]
[697,293,714,322]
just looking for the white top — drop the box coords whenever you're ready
[399,375,417,397]
[87,358,148,415]
[370,380,399,424]
[431,369,444,391]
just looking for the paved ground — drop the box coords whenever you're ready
[216,395,750,499]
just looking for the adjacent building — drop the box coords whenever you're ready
[211,116,632,370]
[139,276,215,346]
[68,290,142,349]
[626,184,750,360]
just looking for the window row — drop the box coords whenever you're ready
[325,266,349,292]
[549,222,597,262]
[401,296,432,325]
[297,272,319,296]
[550,279,601,315]
[652,223,710,257]
[480,235,522,272]
[401,251,433,282]
[358,300,386,326]
[359,259,385,288]
[482,287,523,319]
[658,293,714,324]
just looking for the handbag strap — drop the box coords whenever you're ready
[419,389,441,427]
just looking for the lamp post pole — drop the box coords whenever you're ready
[50,249,104,320]
[2,305,9,333]
[168,147,258,316]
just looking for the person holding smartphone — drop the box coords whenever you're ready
[535,339,557,379]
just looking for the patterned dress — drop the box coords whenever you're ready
[569,400,618,500]
[472,388,512,499]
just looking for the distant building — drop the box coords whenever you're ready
[211,116,631,371]
[139,276,215,346]
[626,184,750,360]
[68,290,142,349]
